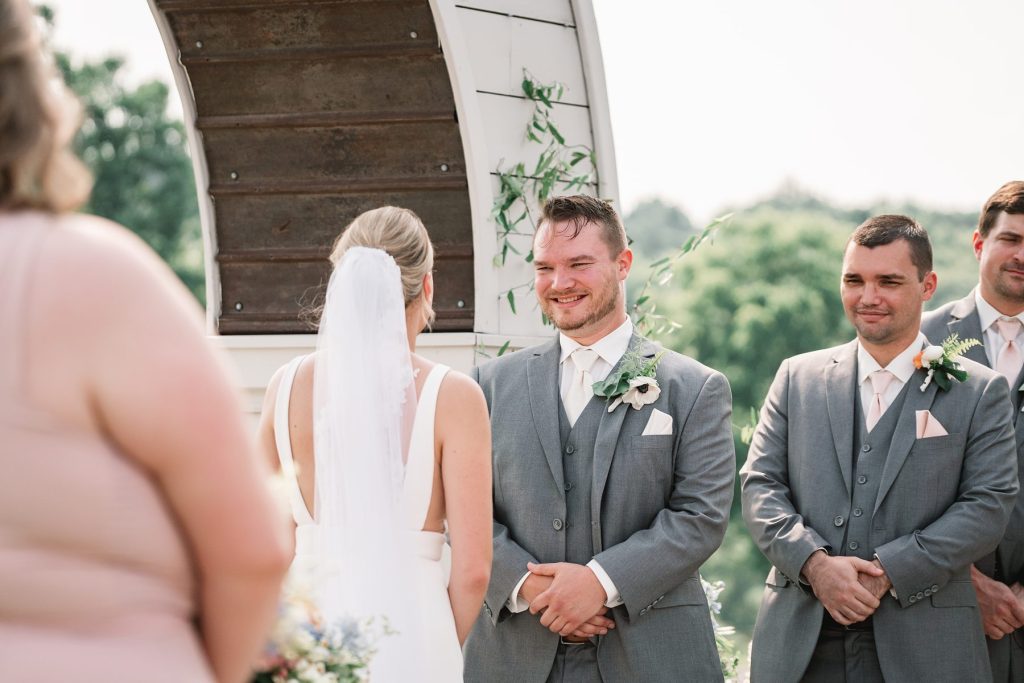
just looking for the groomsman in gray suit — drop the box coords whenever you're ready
[922,180,1024,681]
[464,195,735,683]
[741,215,1019,682]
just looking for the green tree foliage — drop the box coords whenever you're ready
[624,197,695,262]
[40,6,204,303]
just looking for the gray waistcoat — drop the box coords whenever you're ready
[558,397,605,565]
[842,383,910,560]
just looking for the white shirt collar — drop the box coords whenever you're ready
[975,289,1024,332]
[559,317,634,367]
[857,332,926,386]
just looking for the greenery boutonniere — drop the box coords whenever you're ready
[913,334,981,392]
[593,348,667,412]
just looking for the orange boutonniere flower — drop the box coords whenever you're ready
[913,351,924,370]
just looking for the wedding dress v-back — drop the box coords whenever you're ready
[273,357,462,682]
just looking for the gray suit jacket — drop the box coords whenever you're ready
[740,339,1018,683]
[923,292,1024,681]
[463,334,735,683]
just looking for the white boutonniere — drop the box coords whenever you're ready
[912,333,981,392]
[592,348,666,412]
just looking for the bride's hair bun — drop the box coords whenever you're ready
[330,206,435,324]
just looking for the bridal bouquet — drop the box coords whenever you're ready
[252,591,382,683]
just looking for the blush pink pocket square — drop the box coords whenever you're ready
[916,410,948,439]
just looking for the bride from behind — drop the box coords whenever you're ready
[257,207,492,681]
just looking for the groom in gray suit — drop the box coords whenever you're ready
[464,195,735,683]
[741,214,1018,682]
[922,180,1024,681]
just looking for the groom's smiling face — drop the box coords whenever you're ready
[533,219,631,344]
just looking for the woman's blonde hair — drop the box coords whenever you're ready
[0,0,91,212]
[330,206,435,323]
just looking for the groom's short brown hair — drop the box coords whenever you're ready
[536,195,628,257]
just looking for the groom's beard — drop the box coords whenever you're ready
[542,278,621,334]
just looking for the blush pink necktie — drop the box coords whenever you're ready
[996,318,1024,381]
[866,370,895,432]
[565,348,599,426]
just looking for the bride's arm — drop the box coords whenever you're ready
[437,372,493,645]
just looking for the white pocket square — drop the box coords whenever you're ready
[642,408,674,436]
[916,410,948,439]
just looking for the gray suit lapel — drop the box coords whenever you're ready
[873,367,940,515]
[825,341,859,495]
[591,334,655,523]
[527,338,566,492]
[946,293,989,367]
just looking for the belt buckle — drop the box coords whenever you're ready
[560,637,589,646]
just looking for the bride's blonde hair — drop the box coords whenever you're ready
[0,0,91,212]
[330,206,435,324]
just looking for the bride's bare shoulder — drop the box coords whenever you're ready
[436,369,488,420]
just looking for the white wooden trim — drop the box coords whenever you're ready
[428,0,501,335]
[570,0,620,204]
[147,1,221,334]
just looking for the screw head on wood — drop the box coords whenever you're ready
[440,163,449,172]
[234,302,243,311]
[410,31,418,39]
[195,40,203,49]
[229,171,239,180]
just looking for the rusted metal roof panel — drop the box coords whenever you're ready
[153,0,474,333]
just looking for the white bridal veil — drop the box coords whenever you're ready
[311,246,423,668]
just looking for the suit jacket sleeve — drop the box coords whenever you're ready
[472,362,539,625]
[875,374,1018,606]
[592,370,735,620]
[740,359,831,584]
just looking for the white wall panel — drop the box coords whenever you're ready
[455,0,575,27]
[456,8,588,105]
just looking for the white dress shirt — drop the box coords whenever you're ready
[975,290,1024,369]
[856,332,926,417]
[506,317,633,613]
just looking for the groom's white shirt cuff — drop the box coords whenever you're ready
[505,561,623,613]
[587,559,624,607]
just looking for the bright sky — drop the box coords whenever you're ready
[46,0,1024,224]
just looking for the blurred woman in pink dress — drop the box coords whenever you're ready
[0,1,291,680]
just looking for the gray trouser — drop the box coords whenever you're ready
[546,642,602,683]
[801,624,883,683]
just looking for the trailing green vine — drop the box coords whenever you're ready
[492,71,596,317]
[630,213,732,337]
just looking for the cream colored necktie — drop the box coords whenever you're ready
[865,370,895,432]
[996,317,1024,381]
[565,348,599,426]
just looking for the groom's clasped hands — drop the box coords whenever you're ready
[524,561,616,640]
[802,550,890,626]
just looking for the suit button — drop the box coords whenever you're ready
[924,588,932,597]
[565,482,573,491]
[566,444,575,455]
[909,594,917,604]
[848,541,859,551]
[833,516,845,527]
[485,604,492,616]
[916,592,924,600]
[862,444,871,452]
[853,508,863,517]
[931,584,939,592]
[552,518,564,531]
[857,475,868,485]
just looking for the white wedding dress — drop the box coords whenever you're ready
[273,355,463,682]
